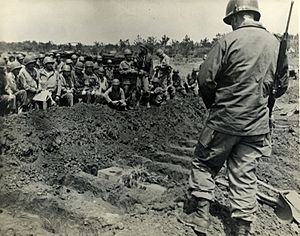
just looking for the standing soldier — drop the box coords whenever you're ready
[155,49,172,99]
[72,61,86,103]
[18,55,40,106]
[178,1,288,236]
[135,44,153,108]
[57,65,74,106]
[119,49,138,108]
[6,61,27,113]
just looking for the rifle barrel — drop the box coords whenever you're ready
[285,1,294,34]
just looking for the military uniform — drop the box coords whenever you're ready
[18,66,40,103]
[186,71,199,96]
[190,21,284,224]
[104,86,126,110]
[6,72,27,110]
[57,73,74,106]
[83,71,99,103]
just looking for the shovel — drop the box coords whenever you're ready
[215,177,300,224]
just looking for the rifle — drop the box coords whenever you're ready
[268,1,294,118]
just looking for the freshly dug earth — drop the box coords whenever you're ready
[0,90,299,235]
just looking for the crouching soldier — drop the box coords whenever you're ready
[83,61,99,103]
[0,58,16,115]
[186,67,199,96]
[35,56,60,109]
[57,65,74,106]
[94,65,108,104]
[104,79,127,111]
[7,61,27,113]
[18,55,40,108]
[172,69,187,97]
[150,77,165,106]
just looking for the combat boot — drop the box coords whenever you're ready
[178,197,210,235]
[235,219,251,236]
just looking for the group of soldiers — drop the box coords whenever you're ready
[0,45,205,115]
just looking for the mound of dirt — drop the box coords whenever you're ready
[0,95,299,236]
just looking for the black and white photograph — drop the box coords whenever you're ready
[0,0,299,235]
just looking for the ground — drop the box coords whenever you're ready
[0,60,299,236]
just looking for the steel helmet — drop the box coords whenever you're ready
[152,77,160,83]
[61,64,72,72]
[99,67,105,74]
[17,53,25,60]
[78,56,85,62]
[124,49,132,55]
[10,61,22,71]
[97,55,102,61]
[43,56,55,65]
[0,58,6,68]
[192,66,199,72]
[107,59,112,64]
[65,59,73,65]
[223,0,260,25]
[112,79,120,86]
[75,62,84,70]
[156,49,164,56]
[39,53,45,59]
[173,69,179,74]
[93,62,100,70]
[24,55,37,65]
[85,61,94,68]
[71,54,78,60]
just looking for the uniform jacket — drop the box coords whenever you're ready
[6,72,19,94]
[104,87,125,103]
[18,67,39,93]
[119,60,138,84]
[199,21,287,136]
[57,74,74,97]
[83,72,99,90]
[72,70,85,90]
[39,68,60,93]
[136,53,154,76]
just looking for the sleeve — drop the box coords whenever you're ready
[149,57,154,77]
[56,76,62,97]
[104,87,112,103]
[198,41,224,109]
[19,71,36,93]
[120,88,125,102]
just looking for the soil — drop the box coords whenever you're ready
[0,82,299,235]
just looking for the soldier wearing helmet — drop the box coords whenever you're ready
[104,59,114,86]
[37,56,60,107]
[135,44,153,108]
[71,54,78,65]
[72,61,86,103]
[119,48,138,108]
[82,60,100,103]
[170,69,186,97]
[179,1,288,235]
[94,64,108,103]
[56,65,74,106]
[103,79,126,110]
[185,66,199,96]
[54,53,64,72]
[16,54,25,65]
[6,61,27,113]
[154,48,172,99]
[18,55,40,106]
[149,77,164,106]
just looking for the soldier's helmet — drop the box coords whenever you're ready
[124,49,132,55]
[107,59,113,64]
[61,64,72,72]
[43,56,55,65]
[75,62,84,70]
[173,69,179,74]
[39,53,45,59]
[24,55,37,65]
[156,49,164,56]
[65,59,73,65]
[71,54,78,60]
[112,79,120,86]
[99,67,105,74]
[78,56,85,62]
[10,61,22,72]
[85,61,94,68]
[97,55,102,61]
[192,66,199,72]
[223,0,260,25]
[152,77,160,83]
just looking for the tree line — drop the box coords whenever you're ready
[0,34,298,59]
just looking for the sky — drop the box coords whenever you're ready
[0,0,299,45]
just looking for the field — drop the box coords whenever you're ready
[0,57,299,236]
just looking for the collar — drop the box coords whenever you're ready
[237,20,266,31]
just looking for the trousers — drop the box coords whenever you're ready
[189,125,271,222]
